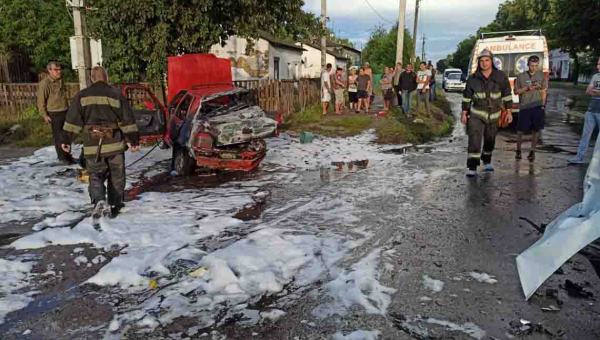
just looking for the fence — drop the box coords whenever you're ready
[0,78,321,121]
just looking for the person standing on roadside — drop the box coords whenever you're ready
[393,62,404,108]
[380,67,395,112]
[37,61,75,165]
[321,63,333,115]
[415,62,431,116]
[61,66,140,219]
[514,55,548,162]
[399,63,418,117]
[461,49,513,177]
[348,68,359,112]
[570,57,600,164]
[334,67,346,115]
[357,67,371,113]
[364,62,374,108]
[429,65,438,102]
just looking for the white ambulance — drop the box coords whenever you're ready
[468,30,550,112]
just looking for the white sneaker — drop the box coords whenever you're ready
[569,158,585,165]
[466,169,477,177]
[484,163,495,172]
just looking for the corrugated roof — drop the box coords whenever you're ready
[302,42,350,61]
[258,31,306,52]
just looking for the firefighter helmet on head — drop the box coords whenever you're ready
[478,49,494,60]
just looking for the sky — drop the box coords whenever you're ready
[303,0,506,63]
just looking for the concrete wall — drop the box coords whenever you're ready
[269,46,303,80]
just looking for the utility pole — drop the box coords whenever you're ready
[321,0,327,68]
[421,35,426,62]
[396,0,407,65]
[68,0,92,90]
[412,0,421,64]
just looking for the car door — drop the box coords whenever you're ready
[169,92,196,147]
[122,85,168,143]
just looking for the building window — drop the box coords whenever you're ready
[274,57,280,80]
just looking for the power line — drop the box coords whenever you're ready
[363,0,395,24]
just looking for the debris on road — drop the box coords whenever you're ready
[508,319,555,337]
[563,279,594,299]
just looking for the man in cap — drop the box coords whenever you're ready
[461,49,513,177]
[61,66,140,220]
[514,55,548,161]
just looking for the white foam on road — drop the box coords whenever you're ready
[0,258,35,324]
[332,330,381,340]
[0,145,171,225]
[422,275,445,293]
[312,248,397,319]
[266,131,408,171]
[469,272,498,284]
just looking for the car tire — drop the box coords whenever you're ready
[173,145,196,175]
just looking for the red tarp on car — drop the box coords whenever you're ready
[167,54,233,103]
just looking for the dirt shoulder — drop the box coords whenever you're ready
[287,91,455,145]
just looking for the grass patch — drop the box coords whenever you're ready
[291,104,324,124]
[324,116,372,132]
[0,107,54,147]
[549,80,588,91]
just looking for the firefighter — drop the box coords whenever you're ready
[61,66,140,218]
[461,49,513,177]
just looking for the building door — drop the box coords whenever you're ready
[274,57,280,80]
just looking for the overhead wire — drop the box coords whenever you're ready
[363,0,395,24]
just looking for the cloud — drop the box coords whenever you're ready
[303,0,506,62]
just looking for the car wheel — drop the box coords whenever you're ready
[173,145,196,175]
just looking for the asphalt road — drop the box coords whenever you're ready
[2,88,599,340]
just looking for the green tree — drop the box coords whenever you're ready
[449,36,477,73]
[362,26,414,74]
[436,59,448,73]
[0,0,75,79]
[86,0,319,83]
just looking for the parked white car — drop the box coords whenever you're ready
[443,73,466,92]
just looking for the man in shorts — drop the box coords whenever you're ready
[334,67,346,115]
[514,55,548,161]
[321,63,333,115]
[357,67,371,113]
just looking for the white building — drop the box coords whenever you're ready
[297,43,350,78]
[549,49,571,80]
[210,31,305,81]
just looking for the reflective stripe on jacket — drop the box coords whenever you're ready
[62,82,140,157]
[462,69,513,122]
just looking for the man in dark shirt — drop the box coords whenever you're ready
[357,68,371,113]
[398,63,418,117]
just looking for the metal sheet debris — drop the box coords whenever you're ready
[517,133,600,300]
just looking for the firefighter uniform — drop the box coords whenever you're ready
[61,81,139,212]
[462,51,513,170]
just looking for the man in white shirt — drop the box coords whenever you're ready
[570,57,600,164]
[415,62,431,115]
[321,63,333,115]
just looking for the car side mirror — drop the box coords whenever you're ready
[144,100,156,111]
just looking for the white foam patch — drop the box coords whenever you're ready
[332,330,381,340]
[0,259,35,324]
[265,131,408,171]
[33,212,86,231]
[0,145,171,224]
[469,272,498,284]
[422,275,445,293]
[74,256,88,266]
[312,248,397,319]
[401,316,486,340]
[260,309,286,321]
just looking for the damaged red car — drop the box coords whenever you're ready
[123,54,279,173]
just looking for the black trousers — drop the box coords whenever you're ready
[467,117,499,169]
[394,85,403,107]
[49,110,71,161]
[87,153,126,207]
